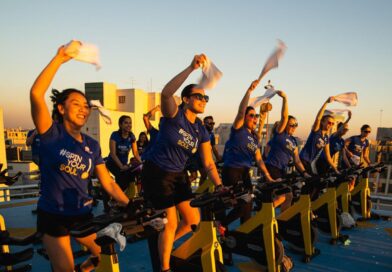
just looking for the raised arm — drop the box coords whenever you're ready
[337,111,352,134]
[30,43,76,134]
[312,96,334,132]
[161,55,206,118]
[256,109,267,143]
[275,91,288,134]
[233,79,259,129]
[143,105,160,132]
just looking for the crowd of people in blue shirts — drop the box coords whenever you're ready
[27,41,373,272]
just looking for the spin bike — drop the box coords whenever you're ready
[148,185,250,272]
[350,163,386,220]
[276,174,319,263]
[70,207,167,272]
[221,179,291,272]
[311,172,349,244]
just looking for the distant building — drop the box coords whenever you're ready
[4,128,29,147]
[0,108,7,169]
[0,108,10,201]
[83,82,180,158]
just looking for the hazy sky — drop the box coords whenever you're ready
[1,0,391,139]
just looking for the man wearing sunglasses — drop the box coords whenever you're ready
[345,124,372,166]
[203,116,222,162]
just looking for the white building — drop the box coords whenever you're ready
[83,82,168,158]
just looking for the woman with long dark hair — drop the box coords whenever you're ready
[30,42,129,272]
[141,54,223,272]
[222,79,275,224]
[300,97,339,175]
[105,115,141,191]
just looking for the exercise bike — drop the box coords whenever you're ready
[276,174,320,263]
[148,185,250,272]
[350,163,386,220]
[221,179,292,272]
[71,206,167,272]
[311,173,349,244]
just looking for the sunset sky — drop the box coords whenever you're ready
[1,0,391,140]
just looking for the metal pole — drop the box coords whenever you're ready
[384,165,391,195]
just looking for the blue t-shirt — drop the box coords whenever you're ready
[321,133,345,160]
[347,135,369,157]
[223,126,259,168]
[27,129,40,164]
[209,131,216,146]
[300,130,329,163]
[265,132,297,170]
[107,131,136,165]
[144,108,210,172]
[141,127,159,161]
[38,123,104,215]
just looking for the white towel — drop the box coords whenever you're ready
[89,100,112,125]
[198,56,222,89]
[334,92,358,106]
[64,40,101,70]
[97,223,126,251]
[325,109,351,116]
[258,40,287,81]
[249,86,277,108]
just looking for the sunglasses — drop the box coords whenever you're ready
[363,130,371,134]
[205,122,215,126]
[248,113,260,119]
[327,121,335,126]
[288,123,298,128]
[189,93,209,102]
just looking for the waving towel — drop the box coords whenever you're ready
[258,40,287,81]
[334,92,358,106]
[325,109,351,116]
[198,56,222,89]
[64,40,101,69]
[249,85,277,108]
[89,100,112,125]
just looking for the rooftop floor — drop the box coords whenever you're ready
[1,198,391,272]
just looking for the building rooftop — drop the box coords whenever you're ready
[1,198,391,271]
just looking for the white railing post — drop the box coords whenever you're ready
[384,165,391,195]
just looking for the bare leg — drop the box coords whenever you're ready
[42,234,74,272]
[159,206,178,271]
[75,233,101,271]
[174,200,200,241]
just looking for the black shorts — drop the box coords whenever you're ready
[37,209,93,237]
[141,161,193,210]
[265,164,285,179]
[106,160,136,190]
[222,166,251,188]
